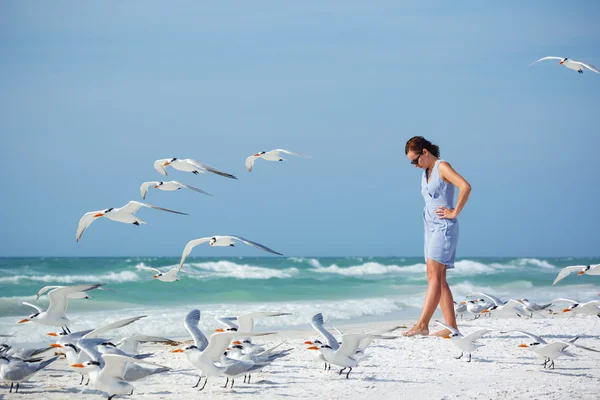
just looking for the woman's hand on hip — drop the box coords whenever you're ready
[436,206,457,219]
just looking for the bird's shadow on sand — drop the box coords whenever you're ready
[361,376,416,384]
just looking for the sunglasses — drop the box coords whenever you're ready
[410,153,422,165]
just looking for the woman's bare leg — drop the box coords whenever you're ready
[430,268,457,336]
[403,259,445,336]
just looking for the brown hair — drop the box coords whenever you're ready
[405,136,440,158]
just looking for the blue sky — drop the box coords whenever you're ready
[1,1,598,257]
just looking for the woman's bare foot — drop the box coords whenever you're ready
[430,328,452,337]
[402,324,429,337]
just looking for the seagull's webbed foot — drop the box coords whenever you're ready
[339,367,347,375]
[345,367,352,379]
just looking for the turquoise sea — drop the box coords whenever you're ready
[0,256,597,342]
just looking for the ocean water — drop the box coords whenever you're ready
[0,256,598,343]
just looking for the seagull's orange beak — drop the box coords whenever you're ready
[303,341,313,345]
[226,347,231,351]
[154,185,159,188]
[152,275,158,279]
[162,162,170,167]
[460,301,466,305]
[559,61,564,64]
[577,271,585,275]
[481,310,490,314]
[47,332,58,337]
[94,213,103,218]
[72,363,85,368]
[562,308,572,313]
[307,346,319,350]
[171,349,184,353]
[254,153,260,157]
[518,344,528,348]
[214,328,225,332]
[18,318,29,324]
[443,335,452,339]
[49,343,62,348]
[232,341,241,345]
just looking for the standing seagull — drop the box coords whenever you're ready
[553,298,600,317]
[0,355,60,393]
[76,200,187,242]
[154,158,237,179]
[511,330,600,369]
[18,284,104,333]
[179,236,282,270]
[530,57,600,74]
[436,321,492,362]
[140,181,211,200]
[552,264,600,285]
[245,149,311,172]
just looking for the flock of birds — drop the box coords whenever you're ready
[3,54,598,399]
[2,262,597,398]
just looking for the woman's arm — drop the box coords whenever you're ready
[436,161,471,219]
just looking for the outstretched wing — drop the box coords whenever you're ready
[276,149,311,158]
[245,156,259,172]
[187,159,238,180]
[204,331,273,361]
[468,292,503,307]
[216,316,239,330]
[22,302,43,314]
[140,182,160,200]
[310,313,339,350]
[553,265,586,285]
[36,286,60,300]
[179,237,211,270]
[572,61,600,74]
[230,236,283,256]
[184,309,208,351]
[83,316,146,340]
[136,265,162,274]
[120,201,188,216]
[102,354,168,380]
[47,284,103,316]
[464,329,493,342]
[175,182,212,196]
[236,312,291,333]
[434,320,461,336]
[529,56,564,66]
[550,298,578,304]
[76,211,101,242]
[507,330,547,345]
[154,159,171,176]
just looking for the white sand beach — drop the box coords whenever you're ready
[5,315,599,400]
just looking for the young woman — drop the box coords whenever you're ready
[403,136,471,337]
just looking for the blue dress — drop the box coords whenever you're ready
[421,159,459,268]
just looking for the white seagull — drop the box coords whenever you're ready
[436,321,492,362]
[18,284,104,332]
[76,200,187,242]
[552,264,600,285]
[137,265,181,283]
[307,333,396,379]
[511,330,600,369]
[140,181,211,200]
[179,236,282,270]
[245,149,311,172]
[552,298,600,317]
[530,56,600,74]
[154,158,237,179]
[468,293,529,317]
[72,354,168,399]
[0,355,60,393]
